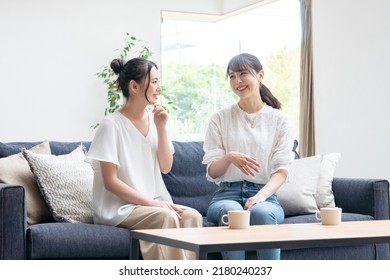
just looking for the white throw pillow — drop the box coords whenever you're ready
[315,153,341,208]
[23,145,93,223]
[277,155,322,216]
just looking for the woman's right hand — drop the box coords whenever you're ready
[149,200,185,219]
[227,151,261,176]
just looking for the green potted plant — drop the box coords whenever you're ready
[92,33,176,129]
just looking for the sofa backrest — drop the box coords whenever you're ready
[49,141,92,155]
[1,141,43,157]
[162,141,217,216]
[0,141,91,158]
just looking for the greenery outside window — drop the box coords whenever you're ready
[161,0,301,141]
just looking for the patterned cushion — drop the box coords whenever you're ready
[23,145,93,223]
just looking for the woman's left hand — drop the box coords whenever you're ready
[244,192,268,210]
[150,200,185,219]
[244,170,287,210]
[153,103,168,129]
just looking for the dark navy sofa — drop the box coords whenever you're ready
[1,140,389,260]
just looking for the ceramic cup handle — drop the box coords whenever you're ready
[221,214,229,225]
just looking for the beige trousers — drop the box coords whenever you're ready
[118,205,203,260]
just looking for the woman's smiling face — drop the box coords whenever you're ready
[143,66,161,104]
[228,68,263,98]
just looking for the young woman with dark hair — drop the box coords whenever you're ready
[203,53,295,260]
[86,57,202,260]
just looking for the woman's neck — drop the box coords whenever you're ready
[120,101,147,121]
[238,96,264,113]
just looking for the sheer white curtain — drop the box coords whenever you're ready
[299,0,315,157]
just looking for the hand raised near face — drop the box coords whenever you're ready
[152,103,168,129]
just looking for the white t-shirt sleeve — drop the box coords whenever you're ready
[85,118,120,167]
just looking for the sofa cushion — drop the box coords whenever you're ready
[282,212,376,260]
[277,155,322,216]
[23,145,94,223]
[163,141,218,216]
[0,141,53,224]
[281,245,376,260]
[277,152,342,216]
[315,153,341,208]
[26,223,131,259]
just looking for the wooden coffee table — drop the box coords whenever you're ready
[129,220,390,260]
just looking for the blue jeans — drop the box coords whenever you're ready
[207,181,284,260]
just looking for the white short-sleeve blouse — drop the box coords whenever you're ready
[86,110,173,226]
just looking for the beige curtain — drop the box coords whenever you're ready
[299,0,315,157]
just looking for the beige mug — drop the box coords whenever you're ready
[221,210,250,229]
[315,207,342,225]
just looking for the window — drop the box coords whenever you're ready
[161,0,301,141]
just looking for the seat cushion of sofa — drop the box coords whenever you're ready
[276,213,376,260]
[281,214,378,260]
[27,223,130,259]
[284,212,374,224]
[281,244,376,260]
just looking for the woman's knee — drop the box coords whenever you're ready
[211,200,243,211]
[250,203,284,225]
[181,207,203,227]
[157,208,181,228]
[207,200,243,225]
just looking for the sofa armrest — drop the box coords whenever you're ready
[332,177,390,220]
[0,183,26,259]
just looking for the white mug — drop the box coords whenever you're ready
[315,207,342,225]
[221,210,250,229]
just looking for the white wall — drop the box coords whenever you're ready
[0,0,222,142]
[312,0,390,181]
[1,0,389,181]
[222,0,273,14]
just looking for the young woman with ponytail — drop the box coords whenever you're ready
[202,53,295,260]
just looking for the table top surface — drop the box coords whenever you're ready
[130,220,390,247]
